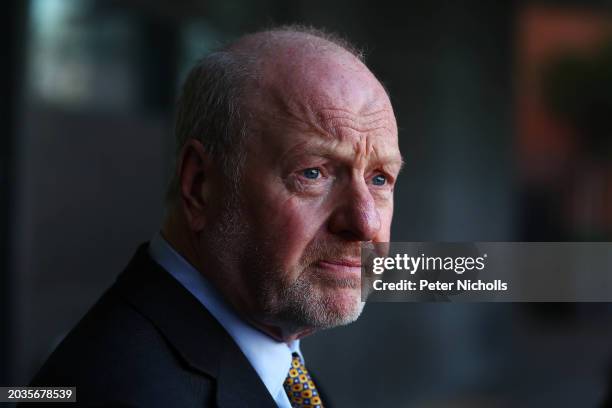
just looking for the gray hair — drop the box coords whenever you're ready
[165,24,364,206]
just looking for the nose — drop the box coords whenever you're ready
[328,180,381,241]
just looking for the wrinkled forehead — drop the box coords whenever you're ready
[262,47,392,119]
[245,47,397,149]
[241,48,400,172]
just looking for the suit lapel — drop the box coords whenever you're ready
[309,370,333,408]
[114,243,277,408]
[215,339,278,408]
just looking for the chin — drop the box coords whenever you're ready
[268,275,366,331]
[314,288,365,328]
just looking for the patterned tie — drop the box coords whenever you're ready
[283,352,324,408]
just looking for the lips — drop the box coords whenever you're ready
[319,259,362,268]
[316,259,363,280]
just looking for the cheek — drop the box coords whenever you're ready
[375,204,394,242]
[251,193,326,268]
[276,198,324,262]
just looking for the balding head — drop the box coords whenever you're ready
[165,25,401,341]
[230,27,394,145]
[167,25,392,204]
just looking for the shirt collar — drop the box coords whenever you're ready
[148,232,302,404]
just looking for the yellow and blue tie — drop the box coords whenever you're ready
[283,352,324,408]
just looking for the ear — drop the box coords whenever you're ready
[177,139,212,232]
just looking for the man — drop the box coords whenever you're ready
[26,25,402,407]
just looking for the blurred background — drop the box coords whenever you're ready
[3,0,612,406]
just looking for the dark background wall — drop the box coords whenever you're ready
[3,0,612,406]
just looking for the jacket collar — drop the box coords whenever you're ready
[114,243,277,408]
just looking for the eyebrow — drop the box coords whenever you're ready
[392,155,406,173]
[285,143,405,174]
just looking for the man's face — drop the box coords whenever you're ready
[208,50,401,336]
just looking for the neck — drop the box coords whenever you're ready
[161,211,201,273]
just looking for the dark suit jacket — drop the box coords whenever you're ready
[23,243,292,407]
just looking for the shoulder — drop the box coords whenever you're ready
[30,287,217,407]
[29,272,218,406]
[27,243,276,407]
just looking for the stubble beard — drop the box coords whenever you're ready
[207,189,366,335]
[257,238,366,333]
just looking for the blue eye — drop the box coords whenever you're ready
[302,168,321,179]
[372,174,387,186]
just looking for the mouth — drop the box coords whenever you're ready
[319,259,362,268]
[315,259,363,280]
